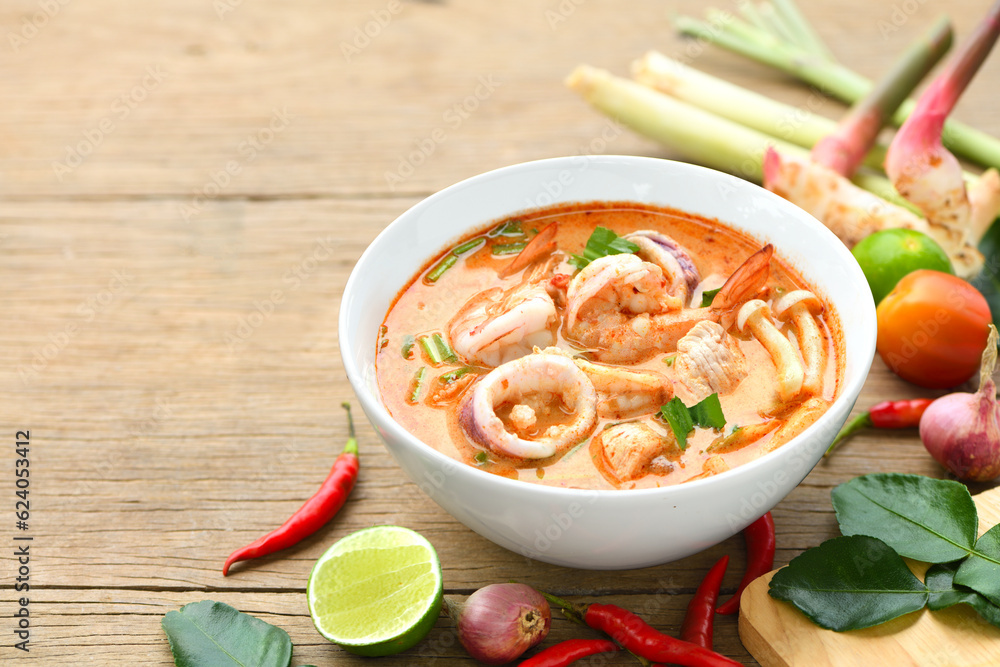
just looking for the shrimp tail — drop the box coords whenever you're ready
[711,244,772,313]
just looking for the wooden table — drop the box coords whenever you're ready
[4,1,999,664]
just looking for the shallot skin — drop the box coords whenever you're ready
[448,583,552,664]
[919,386,1000,482]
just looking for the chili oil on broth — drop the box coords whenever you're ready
[375,201,843,491]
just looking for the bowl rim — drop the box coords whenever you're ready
[340,154,876,501]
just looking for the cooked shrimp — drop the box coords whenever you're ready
[449,266,558,367]
[572,355,672,419]
[624,230,701,306]
[458,351,598,459]
[564,245,772,363]
[565,253,680,330]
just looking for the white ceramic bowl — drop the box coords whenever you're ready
[340,156,876,570]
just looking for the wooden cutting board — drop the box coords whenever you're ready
[740,487,1000,667]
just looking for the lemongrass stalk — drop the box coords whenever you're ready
[886,1,1000,249]
[736,2,771,35]
[564,65,911,208]
[632,52,985,190]
[770,0,834,60]
[811,15,952,176]
[675,13,1000,171]
[675,13,867,102]
[632,52,889,170]
[566,65,804,182]
[756,2,801,49]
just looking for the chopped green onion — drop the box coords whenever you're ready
[568,226,640,269]
[492,242,528,256]
[408,367,427,403]
[426,254,458,283]
[659,393,727,451]
[700,288,721,308]
[663,355,676,367]
[401,334,415,359]
[452,237,485,255]
[489,220,525,237]
[434,334,456,362]
[474,451,489,464]
[439,366,473,384]
[418,333,456,364]
[425,237,486,284]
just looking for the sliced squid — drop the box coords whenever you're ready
[458,352,598,460]
[625,230,701,305]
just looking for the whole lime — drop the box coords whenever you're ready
[851,228,954,305]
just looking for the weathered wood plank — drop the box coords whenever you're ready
[3,0,1000,664]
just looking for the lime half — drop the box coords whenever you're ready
[307,525,443,657]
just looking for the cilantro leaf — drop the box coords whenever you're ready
[659,397,695,450]
[568,226,639,269]
[658,393,726,451]
[689,393,725,430]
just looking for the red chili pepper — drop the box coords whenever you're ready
[716,512,775,616]
[222,402,360,576]
[542,593,741,667]
[518,638,619,667]
[680,555,729,649]
[825,398,933,456]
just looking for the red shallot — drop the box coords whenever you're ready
[445,583,551,664]
[919,324,1000,482]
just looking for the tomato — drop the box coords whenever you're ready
[876,269,991,389]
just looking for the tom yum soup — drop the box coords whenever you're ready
[376,202,843,490]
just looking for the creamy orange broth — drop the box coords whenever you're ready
[376,202,842,490]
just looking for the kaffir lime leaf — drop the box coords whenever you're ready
[307,525,443,657]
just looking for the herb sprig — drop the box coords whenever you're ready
[568,226,639,270]
[770,473,1000,631]
[658,393,726,450]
